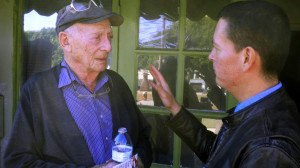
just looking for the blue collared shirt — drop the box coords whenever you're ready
[59,60,113,164]
[234,82,282,112]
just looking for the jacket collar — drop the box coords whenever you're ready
[222,87,285,128]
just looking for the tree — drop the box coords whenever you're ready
[24,28,63,67]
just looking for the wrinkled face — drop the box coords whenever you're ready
[68,19,113,73]
[208,18,243,91]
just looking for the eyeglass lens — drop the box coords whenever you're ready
[72,0,100,11]
[72,0,91,11]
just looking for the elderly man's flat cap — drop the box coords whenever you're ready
[56,4,123,34]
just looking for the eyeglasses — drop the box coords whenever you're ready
[71,0,103,12]
[61,66,110,99]
[57,0,103,27]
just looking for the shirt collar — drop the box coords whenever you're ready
[234,82,282,112]
[58,59,111,93]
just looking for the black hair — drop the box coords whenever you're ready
[219,1,291,79]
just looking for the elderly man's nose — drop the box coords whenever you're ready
[100,37,112,52]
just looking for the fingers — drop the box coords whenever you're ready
[136,157,144,168]
[149,64,161,91]
[149,64,159,78]
[149,78,165,99]
[148,64,181,115]
[149,67,166,94]
[148,80,156,90]
[150,64,165,85]
[149,64,171,92]
[105,161,118,168]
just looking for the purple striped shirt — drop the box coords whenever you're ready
[58,60,113,164]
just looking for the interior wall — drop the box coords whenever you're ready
[0,0,15,166]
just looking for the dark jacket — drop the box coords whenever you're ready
[3,65,152,168]
[167,87,300,167]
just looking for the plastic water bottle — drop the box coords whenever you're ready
[112,127,133,163]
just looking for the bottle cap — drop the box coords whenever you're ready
[118,127,127,134]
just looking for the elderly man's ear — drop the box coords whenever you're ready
[59,32,72,53]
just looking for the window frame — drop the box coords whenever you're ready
[14,0,24,117]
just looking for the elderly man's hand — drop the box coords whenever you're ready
[136,156,144,168]
[149,64,181,116]
[92,159,118,168]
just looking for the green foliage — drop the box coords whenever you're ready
[185,16,217,50]
[137,55,160,70]
[24,28,63,67]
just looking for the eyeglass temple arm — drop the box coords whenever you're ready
[90,0,98,7]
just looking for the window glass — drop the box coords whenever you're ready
[139,0,179,49]
[23,0,112,82]
[185,16,217,50]
[184,0,231,50]
[23,11,61,82]
[184,56,226,111]
[137,55,177,106]
[144,113,174,165]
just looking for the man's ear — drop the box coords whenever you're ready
[242,47,257,72]
[59,32,72,53]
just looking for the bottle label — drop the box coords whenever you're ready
[112,145,133,163]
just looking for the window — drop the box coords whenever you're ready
[121,0,233,167]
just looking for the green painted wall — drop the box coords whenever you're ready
[118,0,140,92]
[0,0,17,165]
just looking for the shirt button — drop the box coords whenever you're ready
[100,115,103,119]
[106,137,108,140]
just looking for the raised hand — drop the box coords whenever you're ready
[149,64,181,116]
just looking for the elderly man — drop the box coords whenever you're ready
[3,1,152,168]
[149,1,300,168]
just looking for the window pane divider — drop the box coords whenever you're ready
[139,106,227,119]
[173,0,187,167]
[139,106,171,115]
[150,163,177,168]
[135,49,211,56]
[135,49,179,55]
